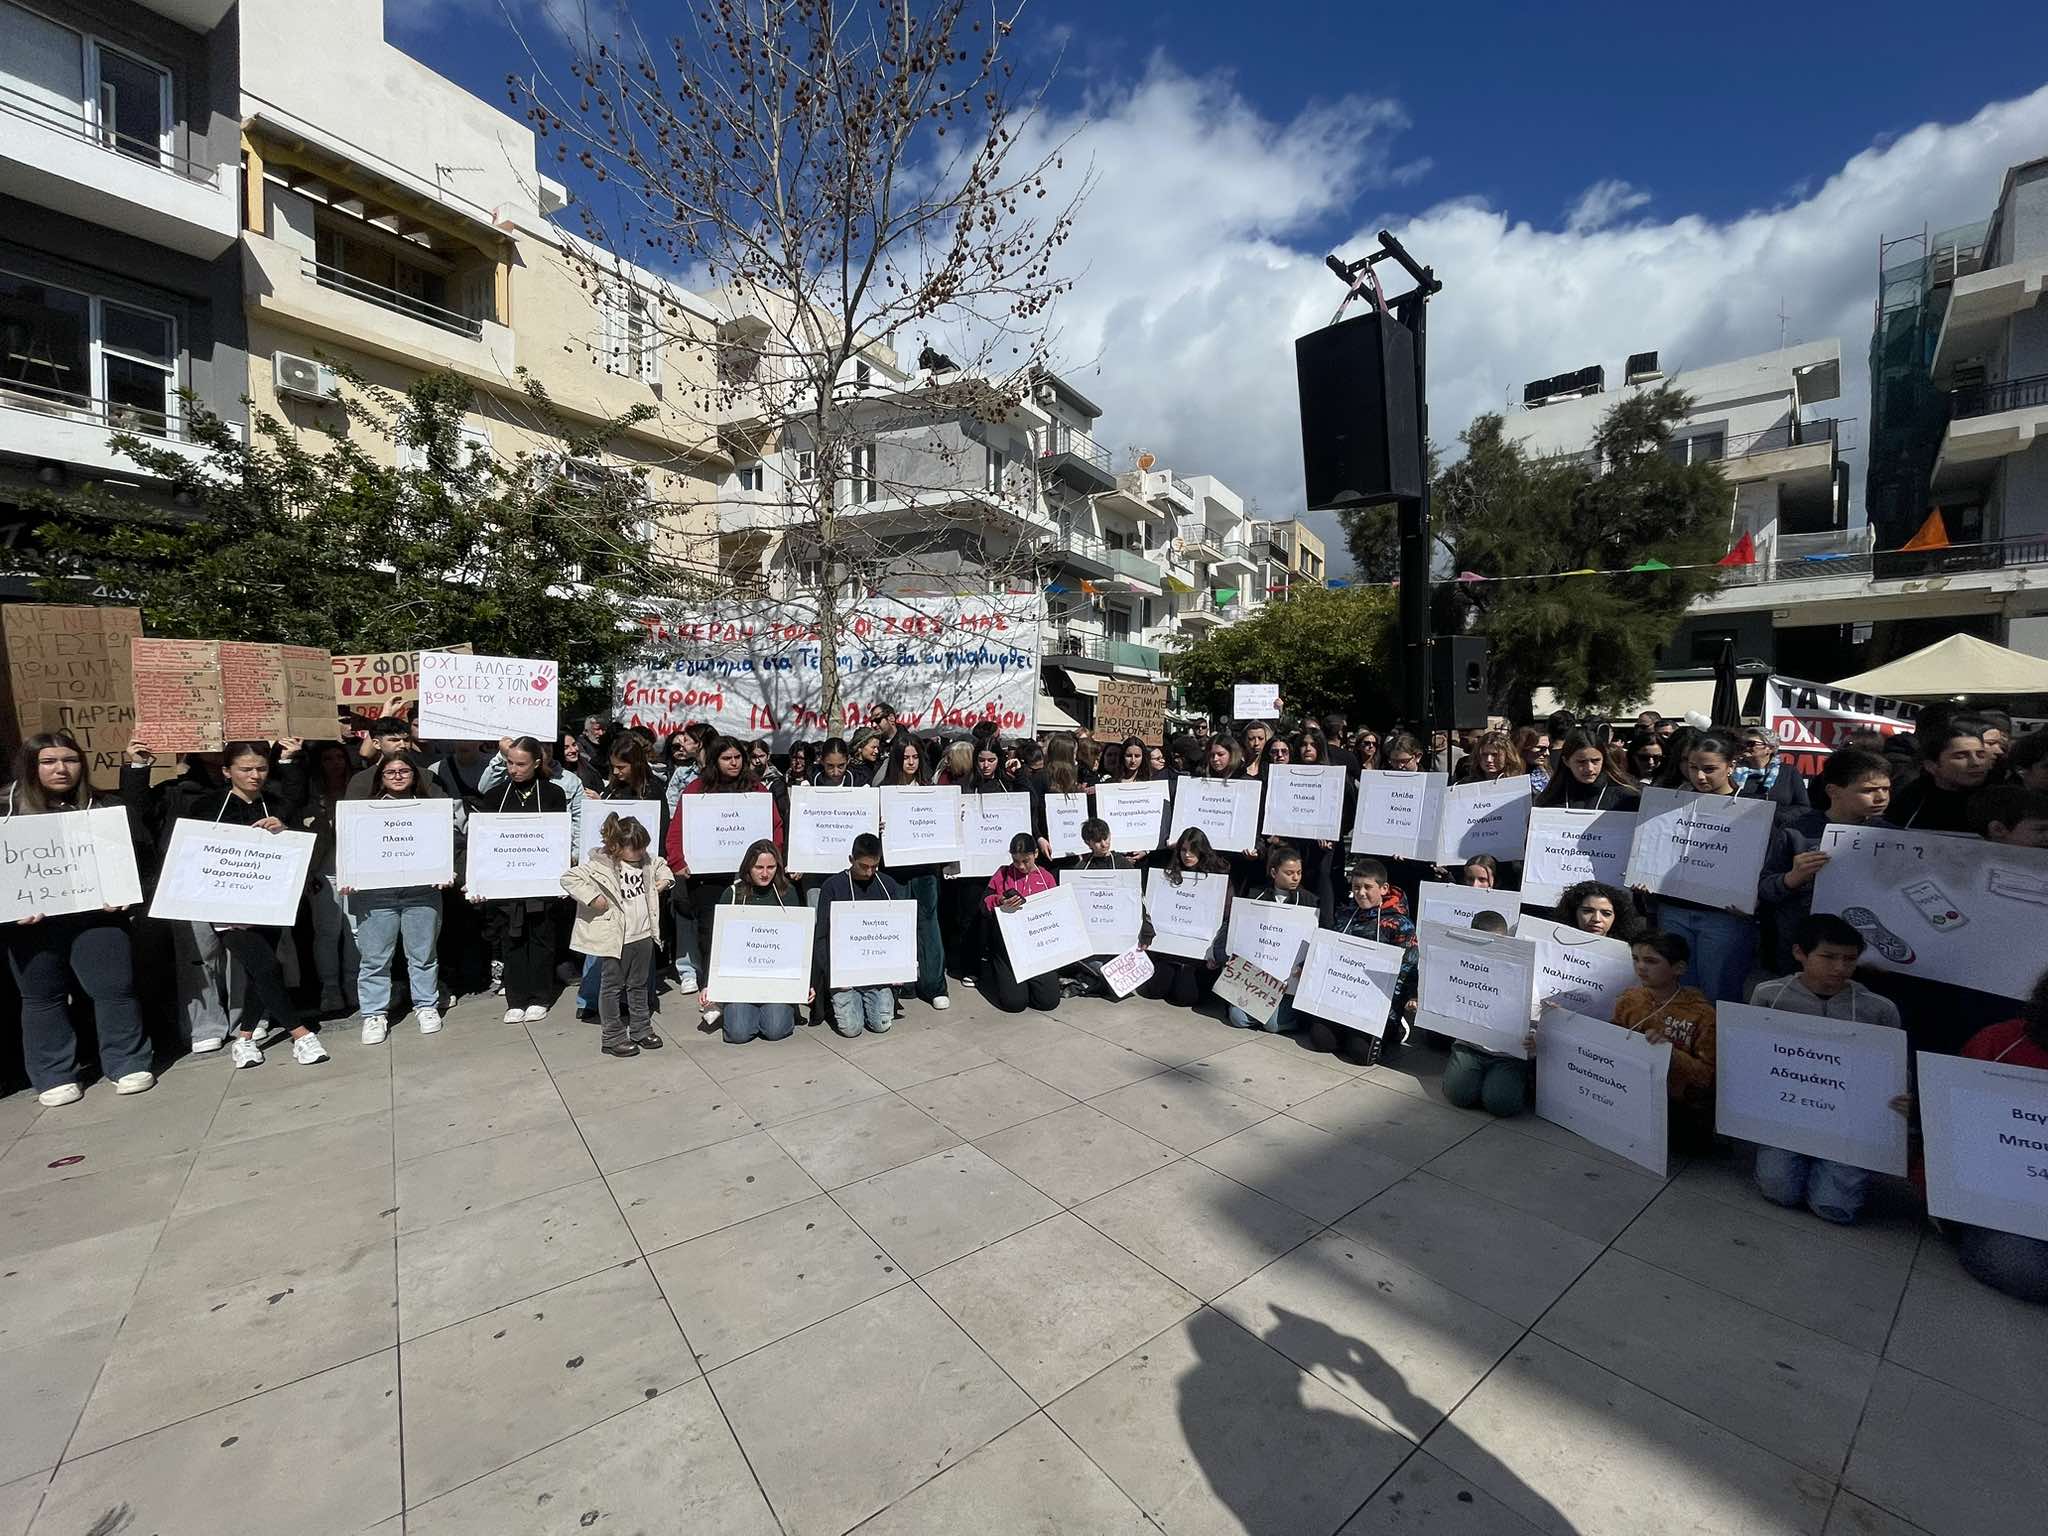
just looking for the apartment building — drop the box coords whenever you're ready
[1248,516,1326,602]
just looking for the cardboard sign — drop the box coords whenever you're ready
[333,798,456,892]
[1213,955,1286,1024]
[1434,775,1533,864]
[708,905,814,1004]
[1521,807,1637,908]
[674,793,767,874]
[1225,899,1321,984]
[787,786,880,875]
[1293,931,1405,1037]
[148,820,315,926]
[1094,678,1167,746]
[1144,868,1228,959]
[464,811,573,899]
[1,604,143,789]
[581,797,667,861]
[1417,880,1522,934]
[329,644,472,721]
[1169,777,1260,852]
[1535,1005,1672,1177]
[1233,683,1281,720]
[1350,771,1445,861]
[130,638,224,755]
[1062,868,1143,955]
[829,897,919,988]
[1262,764,1347,841]
[1417,921,1537,1059]
[1523,918,1637,1023]
[1918,1052,2048,1241]
[1102,946,1154,998]
[995,883,1092,980]
[0,807,143,919]
[1095,780,1169,852]
[1043,791,1091,859]
[416,652,559,742]
[1715,1001,1909,1176]
[220,641,335,740]
[880,785,963,866]
[1811,825,2048,1000]
[1624,788,1775,915]
[955,791,1033,877]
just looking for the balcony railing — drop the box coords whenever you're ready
[1212,538,1254,563]
[1039,423,1110,473]
[1169,474,1194,501]
[1041,525,1112,566]
[0,382,189,442]
[1049,629,1162,670]
[1713,530,2048,589]
[1677,417,1842,466]
[1179,591,1245,622]
[302,258,484,340]
[1104,546,1162,586]
[0,83,221,186]
[1952,374,2048,421]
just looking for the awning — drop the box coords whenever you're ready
[1047,668,1102,696]
[1035,692,1082,731]
[1532,680,1721,723]
[1830,633,2048,698]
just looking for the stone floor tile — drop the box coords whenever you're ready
[399,1261,697,1505]
[720,1053,892,1126]
[0,1475,43,1536]
[396,1121,598,1233]
[1088,1070,1274,1153]
[1180,1038,1359,1110]
[204,1070,394,1146]
[16,1064,221,1130]
[170,1112,391,1218]
[1491,1104,1676,1174]
[1673,1153,1924,1268]
[1242,1023,1380,1076]
[766,1094,961,1190]
[390,1079,570,1161]
[0,1323,114,1483]
[0,1106,209,1193]
[0,1155,188,1260]
[829,1025,997,1091]
[970,1011,1083,1061]
[1423,1120,1664,1243]
[606,1130,820,1251]
[1193,1113,1409,1222]
[850,1414,1152,1535]
[390,1047,555,1108]
[1062,1002,1247,1066]
[397,1180,637,1340]
[973,1102,1177,1207]
[568,1081,762,1174]
[143,1169,396,1296]
[1286,1077,1485,1168]
[1338,1450,1550,1535]
[899,1060,1076,1142]
[1000,1030,1175,1100]
[1047,1308,1409,1536]
[1823,1492,1937,1535]
[1843,1362,2048,1536]
[1074,1158,1319,1301]
[0,1223,159,1347]
[832,1144,1059,1276]
[547,1050,721,1115]
[709,1285,1032,1536]
[1883,1238,2048,1425]
[675,1025,841,1083]
[647,1194,905,1371]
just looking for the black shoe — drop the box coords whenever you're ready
[601,1043,640,1058]
[576,1007,598,1023]
[637,1032,665,1049]
[1337,1031,1383,1067]
[1306,1020,1339,1054]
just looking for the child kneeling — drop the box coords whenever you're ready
[985,833,1060,1013]
[562,813,674,1058]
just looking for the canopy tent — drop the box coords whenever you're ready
[1035,691,1082,732]
[1829,633,2048,698]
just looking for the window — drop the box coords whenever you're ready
[795,449,817,482]
[855,360,871,387]
[986,446,1008,495]
[396,422,491,473]
[1140,598,1153,629]
[845,443,876,505]
[736,463,764,493]
[1106,609,1131,641]
[1666,432,1725,466]
[0,10,171,166]
[603,286,660,385]
[315,220,452,321]
[0,268,177,431]
[93,43,168,165]
[1688,628,1738,667]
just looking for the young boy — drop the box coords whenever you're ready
[1612,930,1717,1139]
[1227,843,1318,1033]
[1305,859,1418,1064]
[812,832,905,1038]
[1967,785,2048,847]
[984,831,1060,1013]
[1063,818,1137,999]
[1441,909,1530,1116]
[1745,914,1907,1224]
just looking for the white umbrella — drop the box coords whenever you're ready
[1829,633,2048,698]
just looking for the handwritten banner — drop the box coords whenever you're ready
[0,807,142,919]
[219,642,335,740]
[1213,954,1285,1024]
[129,638,224,754]
[329,644,472,721]
[1094,678,1167,745]
[1714,1002,1908,1176]
[417,652,559,742]
[1,605,143,788]
[1765,674,1917,780]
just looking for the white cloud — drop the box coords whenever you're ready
[1565,178,1652,233]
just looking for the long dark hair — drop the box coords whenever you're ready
[699,734,757,792]
[369,751,432,799]
[1534,730,1638,806]
[8,731,93,812]
[875,735,928,787]
[1167,826,1231,879]
[735,837,793,894]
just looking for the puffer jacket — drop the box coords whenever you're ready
[562,849,674,959]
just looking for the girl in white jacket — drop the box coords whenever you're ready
[562,813,674,1058]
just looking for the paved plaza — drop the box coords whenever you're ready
[0,983,2040,1536]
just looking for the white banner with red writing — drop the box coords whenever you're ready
[1764,675,1918,779]
[615,596,1041,747]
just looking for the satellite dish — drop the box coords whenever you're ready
[1136,451,1156,471]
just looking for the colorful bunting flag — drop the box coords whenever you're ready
[1718,532,1757,567]
[1630,558,1670,571]
[1901,508,1950,552]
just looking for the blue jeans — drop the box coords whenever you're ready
[1658,903,1756,1005]
[578,953,602,1012]
[829,986,894,1038]
[1229,995,1296,1033]
[351,890,441,1017]
[723,1001,796,1044]
[1753,1145,1871,1224]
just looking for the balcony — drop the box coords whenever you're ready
[1953,373,2048,421]
[1692,530,2048,625]
[1175,516,1222,562]
[1176,591,1245,630]
[1037,422,1115,491]
[304,258,482,340]
[1048,628,1163,673]
[0,84,237,258]
[0,385,232,477]
[1932,373,2048,492]
[1039,525,1115,578]
[1682,418,1843,495]
[1931,255,2048,382]
[1212,537,1256,571]
[1104,544,1163,593]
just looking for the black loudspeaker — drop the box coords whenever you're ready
[1295,309,1423,510]
[1433,636,1491,729]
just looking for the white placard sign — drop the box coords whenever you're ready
[674,792,769,874]
[1535,1005,1672,1177]
[1524,918,1637,1023]
[1417,921,1538,1059]
[1233,683,1281,719]
[1062,868,1143,955]
[1418,880,1522,934]
[1293,931,1404,1037]
[829,897,918,987]
[1095,780,1169,852]
[707,905,814,1003]
[1714,1002,1909,1176]
[1810,825,2048,999]
[1262,764,1347,841]
[416,651,559,742]
[787,786,880,874]
[0,807,142,919]
[995,883,1092,980]
[1225,900,1321,984]
[584,797,666,861]
[879,786,963,866]
[1143,869,1228,959]
[1042,792,1091,860]
[1919,1052,2048,1241]
[464,811,573,899]
[1101,946,1154,999]
[149,820,316,926]
[955,792,1033,877]
[1169,777,1261,852]
[1434,775,1533,864]
[1522,807,1638,908]
[1350,771,1445,861]
[334,798,455,892]
[1624,788,1775,915]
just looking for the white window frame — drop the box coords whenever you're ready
[602,283,661,386]
[846,442,876,505]
[735,462,764,493]
[0,265,180,431]
[985,446,1008,496]
[795,449,817,482]
[85,35,173,167]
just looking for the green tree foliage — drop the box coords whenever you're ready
[1166,586,1400,722]
[1339,389,1729,712]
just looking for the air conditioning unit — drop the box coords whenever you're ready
[1035,383,1058,405]
[273,351,338,402]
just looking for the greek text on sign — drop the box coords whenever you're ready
[1213,955,1285,1025]
[708,906,814,1004]
[1043,792,1090,859]
[1233,683,1281,719]
[1417,921,1537,1059]
[3,605,142,790]
[787,786,880,875]
[1293,931,1405,1037]
[1170,777,1260,852]
[1095,780,1169,852]
[1523,918,1636,1023]
[1624,788,1775,915]
[329,645,472,721]
[1062,868,1143,955]
[1521,806,1636,908]
[1417,880,1521,934]
[583,798,666,862]
[830,898,918,988]
[1714,1002,1908,1176]
[880,786,964,866]
[334,799,456,892]
[1350,771,1445,861]
[955,792,1033,877]
[0,807,142,919]
[1917,1052,2048,1242]
[1262,764,1347,842]
[464,812,572,900]
[1535,1005,1672,1177]
[676,793,769,875]
[1765,675,1917,779]
[1225,900,1320,984]
[1143,869,1228,959]
[1093,678,1167,745]
[1434,775,1533,864]
[149,821,314,927]
[995,884,1092,980]
[417,652,559,742]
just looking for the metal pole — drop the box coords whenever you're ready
[1394,283,1433,736]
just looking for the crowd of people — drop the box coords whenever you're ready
[5,695,2046,1306]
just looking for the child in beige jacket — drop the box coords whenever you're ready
[562,813,675,1057]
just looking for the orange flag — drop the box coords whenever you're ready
[1900,509,1950,552]
[1717,531,1757,567]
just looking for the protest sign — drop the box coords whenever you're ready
[1811,825,2048,1000]
[1624,788,1775,914]
[1521,807,1637,907]
[1293,931,1404,1037]
[219,642,335,740]
[787,786,880,875]
[149,821,315,926]
[579,797,667,861]
[1765,674,1917,780]
[708,905,814,1004]
[1434,775,1533,864]
[463,812,573,899]
[329,644,472,721]
[674,793,768,873]
[130,638,223,755]
[1102,946,1155,999]
[1094,678,1167,745]
[995,883,1092,980]
[1213,955,1285,1024]
[1042,792,1091,859]
[1715,1002,1908,1176]
[334,799,455,892]
[1169,777,1260,852]
[1349,771,1446,861]
[1535,1005,1672,1177]
[1062,868,1143,955]
[1232,683,1281,720]
[0,808,142,919]
[1417,921,1537,1058]
[1225,899,1320,983]
[1418,880,1522,934]
[416,652,558,742]
[955,791,1033,877]
[617,597,1039,750]
[1095,780,1169,852]
[830,898,918,988]
[1523,918,1637,1022]
[1,605,143,789]
[1143,869,1228,959]
[1919,1052,2048,1241]
[1262,764,1347,841]
[879,785,964,866]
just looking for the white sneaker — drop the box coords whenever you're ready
[702,1006,722,1028]
[360,1014,389,1046]
[417,1007,443,1035]
[676,967,699,992]
[503,1007,524,1024]
[290,1033,330,1066]
[229,1037,264,1068]
[114,1071,156,1096]
[520,1005,549,1023]
[931,994,951,1011]
[37,1082,83,1107]
[190,1037,225,1055]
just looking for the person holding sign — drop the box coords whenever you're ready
[341,754,454,1045]
[1061,818,1142,999]
[814,833,905,1035]
[1531,731,1640,813]
[468,736,570,1025]
[563,813,676,1058]
[667,736,783,1027]
[1949,973,2048,1302]
[1554,881,1645,943]
[1444,910,1533,1116]
[983,832,1061,1013]
[1225,843,1320,1033]
[875,737,951,1011]
[1631,733,1767,1005]
[1610,929,1717,1145]
[1139,830,1233,1007]
[1756,746,1892,974]
[706,841,812,1044]
[1308,860,1419,1064]
[2,733,155,1106]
